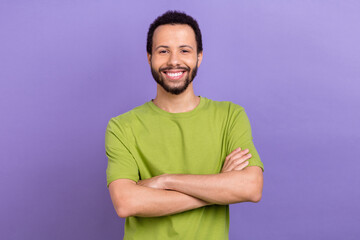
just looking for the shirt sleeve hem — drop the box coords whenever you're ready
[107,176,139,188]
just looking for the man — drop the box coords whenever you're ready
[105,10,264,239]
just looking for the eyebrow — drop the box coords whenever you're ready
[155,45,194,50]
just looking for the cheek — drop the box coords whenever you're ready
[186,61,198,70]
[151,57,166,68]
[185,56,198,66]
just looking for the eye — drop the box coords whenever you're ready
[159,50,168,54]
[181,49,189,53]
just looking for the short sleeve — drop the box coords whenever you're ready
[105,118,139,188]
[226,105,264,172]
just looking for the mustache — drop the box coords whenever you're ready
[160,66,190,72]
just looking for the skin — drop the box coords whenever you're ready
[110,148,259,217]
[108,24,263,218]
[137,148,261,205]
[147,24,203,113]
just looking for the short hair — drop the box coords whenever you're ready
[146,10,203,55]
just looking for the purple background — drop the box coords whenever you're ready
[1,1,359,239]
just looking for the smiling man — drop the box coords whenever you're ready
[105,10,264,240]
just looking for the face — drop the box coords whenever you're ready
[147,24,203,95]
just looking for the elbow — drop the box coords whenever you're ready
[115,199,135,218]
[116,207,131,218]
[249,179,263,203]
[250,190,262,203]
[232,188,262,204]
[109,179,138,218]
[231,167,264,204]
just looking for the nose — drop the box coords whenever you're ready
[167,52,180,66]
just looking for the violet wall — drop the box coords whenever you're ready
[1,1,359,239]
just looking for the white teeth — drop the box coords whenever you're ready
[166,72,183,77]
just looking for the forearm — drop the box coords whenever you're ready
[133,187,209,217]
[164,167,262,205]
[116,183,210,218]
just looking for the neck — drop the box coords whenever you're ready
[152,85,200,113]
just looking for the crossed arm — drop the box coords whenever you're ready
[108,147,263,218]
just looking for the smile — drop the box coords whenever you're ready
[163,71,186,80]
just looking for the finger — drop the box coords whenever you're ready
[225,148,250,166]
[222,152,251,173]
[227,153,252,170]
[233,160,249,171]
[222,148,248,172]
[230,149,250,162]
[222,147,241,170]
[224,147,244,166]
[225,147,242,162]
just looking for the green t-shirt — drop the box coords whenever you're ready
[105,96,264,240]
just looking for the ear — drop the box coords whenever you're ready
[147,52,152,65]
[197,51,203,67]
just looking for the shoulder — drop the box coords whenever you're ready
[223,100,245,112]
[204,97,245,115]
[107,102,149,131]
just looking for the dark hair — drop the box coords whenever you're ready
[146,10,203,55]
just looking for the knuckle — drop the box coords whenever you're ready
[235,159,245,165]
[243,149,250,153]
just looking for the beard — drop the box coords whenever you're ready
[150,59,199,95]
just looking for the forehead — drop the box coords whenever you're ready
[152,24,196,48]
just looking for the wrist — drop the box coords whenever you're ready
[162,173,176,190]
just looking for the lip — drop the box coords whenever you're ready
[163,69,186,72]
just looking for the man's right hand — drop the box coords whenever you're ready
[221,147,252,173]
